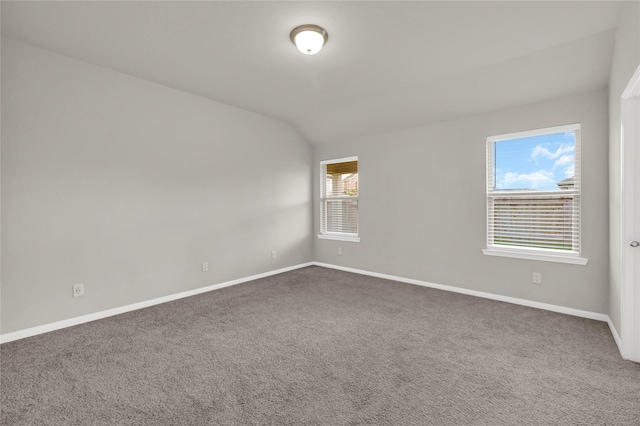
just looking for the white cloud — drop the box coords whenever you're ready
[564,164,575,178]
[531,144,574,160]
[498,170,555,190]
[553,154,574,169]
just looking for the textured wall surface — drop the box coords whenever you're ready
[314,90,610,314]
[1,39,313,333]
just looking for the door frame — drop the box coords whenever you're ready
[620,64,640,362]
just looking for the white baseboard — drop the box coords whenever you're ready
[312,262,610,322]
[1,261,614,345]
[607,317,623,353]
[0,262,314,344]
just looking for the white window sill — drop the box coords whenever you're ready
[317,234,361,243]
[482,248,588,265]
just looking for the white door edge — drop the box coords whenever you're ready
[620,63,640,362]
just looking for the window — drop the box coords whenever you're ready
[483,124,587,265]
[319,157,360,242]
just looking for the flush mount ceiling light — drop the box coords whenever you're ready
[290,24,328,55]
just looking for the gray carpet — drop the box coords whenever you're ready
[1,266,639,425]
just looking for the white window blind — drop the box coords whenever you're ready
[320,157,358,237]
[486,124,581,256]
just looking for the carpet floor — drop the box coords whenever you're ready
[1,266,639,425]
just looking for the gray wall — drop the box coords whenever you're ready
[1,39,313,334]
[314,89,609,314]
[608,2,640,333]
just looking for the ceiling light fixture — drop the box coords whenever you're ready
[290,24,328,55]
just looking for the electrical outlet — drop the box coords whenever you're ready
[338,247,343,255]
[532,272,542,284]
[73,283,84,298]
[271,250,277,259]
[202,262,209,272]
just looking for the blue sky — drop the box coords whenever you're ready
[494,131,575,191]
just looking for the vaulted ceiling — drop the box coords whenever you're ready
[1,1,623,144]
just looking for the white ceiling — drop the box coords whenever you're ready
[1,1,623,145]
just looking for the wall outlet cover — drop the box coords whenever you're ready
[73,283,84,297]
[532,273,542,284]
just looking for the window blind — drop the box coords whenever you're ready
[321,159,358,235]
[488,193,579,251]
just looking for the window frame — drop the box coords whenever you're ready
[482,123,588,265]
[318,156,360,242]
